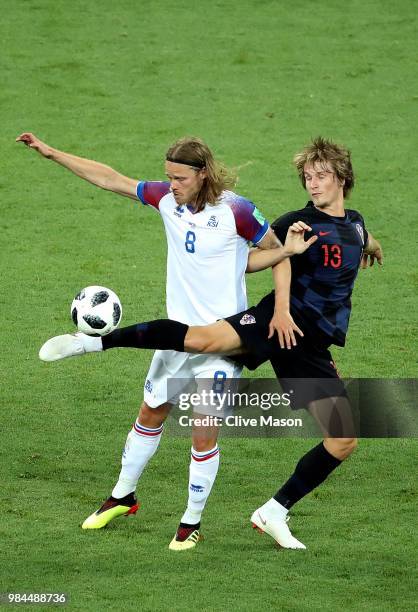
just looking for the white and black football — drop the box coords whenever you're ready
[71,285,122,336]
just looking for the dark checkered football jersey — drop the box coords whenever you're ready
[272,202,368,346]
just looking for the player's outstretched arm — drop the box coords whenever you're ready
[361,232,383,268]
[246,221,317,272]
[16,132,138,199]
[246,246,287,272]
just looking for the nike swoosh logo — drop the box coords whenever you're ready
[258,511,267,525]
[319,231,332,236]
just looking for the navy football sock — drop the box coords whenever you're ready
[102,320,188,352]
[274,442,342,509]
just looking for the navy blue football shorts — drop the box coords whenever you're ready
[225,292,347,409]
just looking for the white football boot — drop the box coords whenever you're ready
[251,499,306,550]
[39,333,101,362]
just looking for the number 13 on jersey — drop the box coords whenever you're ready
[321,244,342,268]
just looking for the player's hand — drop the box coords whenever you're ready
[361,239,383,268]
[284,221,318,255]
[16,132,52,158]
[268,309,304,350]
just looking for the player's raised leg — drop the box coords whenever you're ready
[82,401,169,529]
[39,319,244,362]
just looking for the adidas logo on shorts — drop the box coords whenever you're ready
[240,314,256,325]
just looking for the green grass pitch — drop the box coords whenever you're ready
[1,0,417,610]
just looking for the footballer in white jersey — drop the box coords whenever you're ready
[17,131,284,549]
[136,180,270,407]
[137,181,269,325]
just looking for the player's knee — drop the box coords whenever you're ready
[192,439,210,453]
[138,402,169,428]
[192,435,218,453]
[330,437,358,460]
[185,328,216,354]
[345,437,358,456]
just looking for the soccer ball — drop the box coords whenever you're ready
[71,286,122,336]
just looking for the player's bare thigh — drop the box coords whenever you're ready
[184,320,244,355]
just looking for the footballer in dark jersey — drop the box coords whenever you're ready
[221,138,382,548]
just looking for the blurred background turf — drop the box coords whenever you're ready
[1,1,417,610]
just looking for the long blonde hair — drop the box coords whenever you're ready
[166,137,237,211]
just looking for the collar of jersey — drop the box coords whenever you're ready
[306,201,348,222]
[176,203,200,214]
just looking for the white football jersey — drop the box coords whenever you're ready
[137,181,269,325]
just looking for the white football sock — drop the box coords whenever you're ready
[181,445,220,525]
[111,419,163,499]
[78,333,103,352]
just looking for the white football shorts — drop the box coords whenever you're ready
[143,349,243,417]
